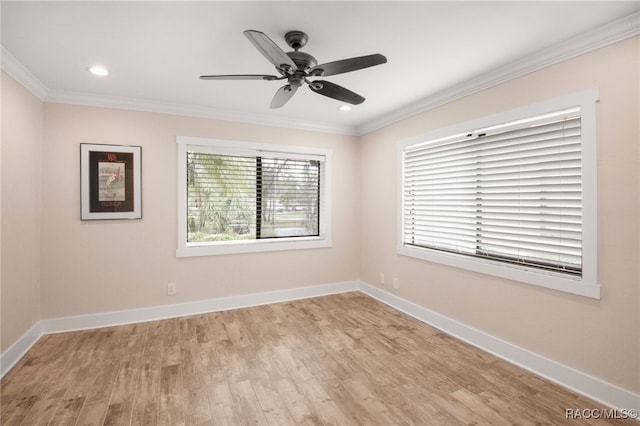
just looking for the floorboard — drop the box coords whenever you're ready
[1,292,634,425]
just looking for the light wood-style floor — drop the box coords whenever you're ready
[1,292,634,425]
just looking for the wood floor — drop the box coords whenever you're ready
[0,292,634,426]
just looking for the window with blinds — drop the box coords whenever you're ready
[402,107,584,277]
[176,137,331,257]
[186,152,320,242]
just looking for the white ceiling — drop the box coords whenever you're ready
[2,1,639,135]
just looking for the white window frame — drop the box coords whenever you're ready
[177,136,332,257]
[397,89,600,299]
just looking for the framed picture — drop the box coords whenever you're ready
[80,144,142,220]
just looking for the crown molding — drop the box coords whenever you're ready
[2,11,638,137]
[356,11,640,136]
[45,90,357,136]
[1,46,48,100]
[1,45,355,136]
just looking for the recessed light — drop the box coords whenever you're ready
[89,65,109,76]
[339,105,352,112]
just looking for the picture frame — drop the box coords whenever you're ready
[80,143,142,220]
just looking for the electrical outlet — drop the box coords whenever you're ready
[393,278,399,289]
[167,282,177,296]
[380,272,385,285]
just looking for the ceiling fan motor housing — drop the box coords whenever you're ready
[286,51,317,72]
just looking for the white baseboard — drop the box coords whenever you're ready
[0,322,42,377]
[40,280,359,334]
[357,281,640,416]
[1,280,358,378]
[2,278,638,418]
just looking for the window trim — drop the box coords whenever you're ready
[397,89,600,299]
[177,136,332,257]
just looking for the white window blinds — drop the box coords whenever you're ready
[402,107,583,276]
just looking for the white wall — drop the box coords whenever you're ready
[1,71,43,353]
[40,104,360,319]
[359,37,640,394]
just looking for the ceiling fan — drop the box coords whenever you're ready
[200,30,387,109]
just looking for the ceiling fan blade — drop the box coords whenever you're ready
[309,80,365,105]
[243,30,297,72]
[199,74,279,80]
[270,84,299,109]
[310,53,387,77]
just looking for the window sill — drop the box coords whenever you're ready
[398,244,601,299]
[177,236,332,257]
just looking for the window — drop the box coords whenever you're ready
[177,137,331,256]
[398,90,600,298]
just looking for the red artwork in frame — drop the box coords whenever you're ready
[80,144,142,220]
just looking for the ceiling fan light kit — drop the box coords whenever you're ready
[200,30,387,109]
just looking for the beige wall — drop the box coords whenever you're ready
[359,37,640,393]
[40,104,360,319]
[1,72,43,352]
